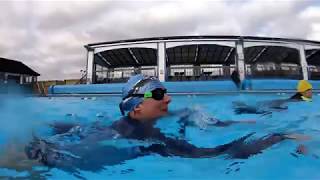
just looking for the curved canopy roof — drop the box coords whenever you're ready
[87,35,320,47]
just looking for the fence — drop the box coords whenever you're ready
[167,66,236,81]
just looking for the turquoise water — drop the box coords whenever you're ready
[0,93,320,179]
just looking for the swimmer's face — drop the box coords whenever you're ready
[302,89,312,99]
[135,89,171,121]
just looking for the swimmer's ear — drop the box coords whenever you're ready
[132,104,143,115]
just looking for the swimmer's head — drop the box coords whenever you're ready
[297,80,312,99]
[119,74,171,120]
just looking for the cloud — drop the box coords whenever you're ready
[299,6,320,40]
[0,0,319,80]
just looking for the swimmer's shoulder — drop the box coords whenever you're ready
[110,116,138,137]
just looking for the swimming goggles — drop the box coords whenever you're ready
[124,88,167,101]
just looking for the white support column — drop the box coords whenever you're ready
[236,40,245,81]
[157,42,166,82]
[299,45,308,80]
[4,73,8,84]
[86,48,95,84]
[32,76,37,83]
[20,75,23,84]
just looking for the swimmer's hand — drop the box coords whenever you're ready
[296,144,319,159]
[284,134,311,141]
[296,144,308,155]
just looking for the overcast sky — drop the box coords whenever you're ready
[1,0,320,80]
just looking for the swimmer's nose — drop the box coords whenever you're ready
[163,94,171,104]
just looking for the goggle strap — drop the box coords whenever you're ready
[119,102,125,115]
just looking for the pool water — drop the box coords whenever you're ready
[0,93,320,179]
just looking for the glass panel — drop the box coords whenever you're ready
[167,65,235,81]
[243,44,302,79]
[306,49,320,80]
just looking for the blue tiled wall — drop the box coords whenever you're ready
[49,79,320,95]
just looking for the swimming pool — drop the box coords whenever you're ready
[0,93,320,179]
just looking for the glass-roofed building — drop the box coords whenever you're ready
[83,36,320,84]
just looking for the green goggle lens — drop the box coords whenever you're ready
[144,91,153,98]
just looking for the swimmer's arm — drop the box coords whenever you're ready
[283,134,311,141]
[144,133,256,158]
[173,109,230,126]
[214,119,256,127]
[169,108,193,136]
[213,120,240,127]
[145,133,310,159]
[150,130,226,158]
[178,116,254,132]
[140,139,232,158]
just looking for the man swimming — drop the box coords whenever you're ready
[25,74,309,174]
[233,80,313,115]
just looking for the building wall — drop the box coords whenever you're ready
[0,72,38,94]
